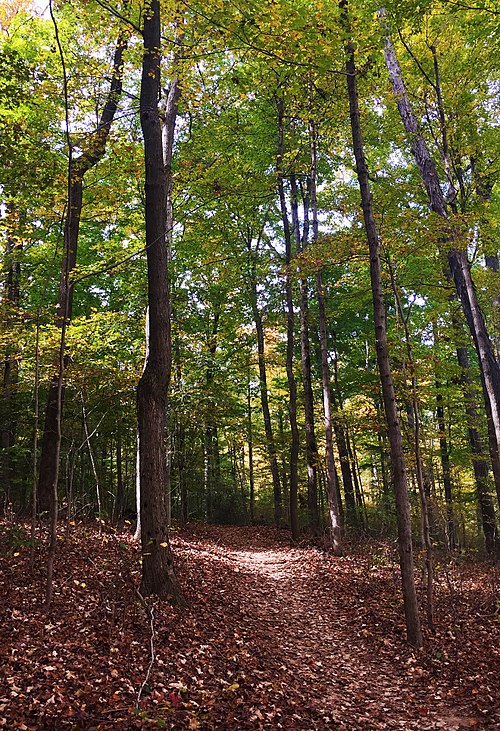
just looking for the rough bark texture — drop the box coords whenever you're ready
[344,6,422,647]
[138,0,182,600]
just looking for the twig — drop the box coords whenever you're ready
[136,589,156,705]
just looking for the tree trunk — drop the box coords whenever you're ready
[137,0,182,600]
[456,347,499,555]
[248,244,282,527]
[343,4,422,647]
[247,381,255,524]
[380,15,500,474]
[38,25,127,515]
[290,173,320,532]
[276,97,300,541]
[309,118,342,552]
[435,380,456,549]
[389,261,434,631]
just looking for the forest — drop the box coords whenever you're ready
[0,0,499,728]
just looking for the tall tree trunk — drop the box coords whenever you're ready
[343,3,422,647]
[331,347,358,524]
[247,381,255,524]
[204,308,220,522]
[38,23,128,515]
[309,119,342,552]
[435,380,456,549]
[248,244,282,527]
[137,0,182,600]
[380,15,500,475]
[276,96,300,541]
[389,261,434,631]
[290,173,320,531]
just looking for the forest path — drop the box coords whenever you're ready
[173,524,499,731]
[1,522,498,730]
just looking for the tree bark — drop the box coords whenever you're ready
[343,3,422,647]
[137,0,182,600]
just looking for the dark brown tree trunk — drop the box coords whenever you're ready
[137,0,182,600]
[331,351,358,524]
[248,243,282,527]
[38,25,127,516]
[343,4,422,647]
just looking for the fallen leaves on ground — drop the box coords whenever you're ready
[0,521,498,730]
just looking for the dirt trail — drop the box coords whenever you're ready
[174,525,499,730]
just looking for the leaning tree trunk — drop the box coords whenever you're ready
[343,2,422,647]
[37,24,128,515]
[137,0,182,600]
[380,14,500,477]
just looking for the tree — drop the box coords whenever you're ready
[137,0,182,600]
[342,0,422,647]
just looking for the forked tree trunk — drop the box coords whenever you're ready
[137,0,182,600]
[343,2,422,647]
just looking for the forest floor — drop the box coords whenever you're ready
[0,521,499,730]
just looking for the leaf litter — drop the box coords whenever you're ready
[0,521,498,729]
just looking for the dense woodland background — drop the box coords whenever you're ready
[0,0,499,666]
